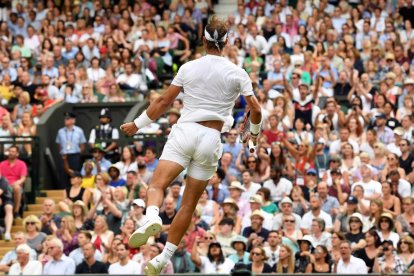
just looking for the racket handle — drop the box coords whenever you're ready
[248,140,256,153]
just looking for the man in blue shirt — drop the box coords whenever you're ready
[56,112,86,189]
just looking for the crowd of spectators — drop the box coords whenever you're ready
[0,0,414,275]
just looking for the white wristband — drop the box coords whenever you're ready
[250,120,261,136]
[133,110,153,129]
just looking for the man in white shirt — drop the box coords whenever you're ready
[329,127,360,155]
[241,195,273,232]
[8,244,42,275]
[43,238,76,275]
[335,240,368,274]
[272,197,301,230]
[240,170,261,201]
[300,194,333,234]
[108,243,141,274]
[116,62,147,91]
[245,26,268,55]
[351,164,382,200]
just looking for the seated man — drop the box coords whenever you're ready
[0,232,37,273]
[8,244,42,275]
[69,231,102,266]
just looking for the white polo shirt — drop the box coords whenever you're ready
[9,260,43,275]
[199,256,235,274]
[337,255,368,274]
[172,55,254,132]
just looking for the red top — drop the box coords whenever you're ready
[0,159,27,184]
[262,130,285,144]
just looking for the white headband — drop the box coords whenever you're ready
[204,28,228,51]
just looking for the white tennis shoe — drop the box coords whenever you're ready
[128,216,162,248]
[144,259,165,276]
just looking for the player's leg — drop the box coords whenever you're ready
[144,176,208,276]
[128,160,184,248]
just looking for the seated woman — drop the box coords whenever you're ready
[58,171,88,213]
[344,213,366,251]
[23,215,47,254]
[306,245,331,273]
[246,246,273,273]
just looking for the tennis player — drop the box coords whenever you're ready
[120,16,262,276]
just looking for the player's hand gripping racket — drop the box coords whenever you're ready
[239,110,257,154]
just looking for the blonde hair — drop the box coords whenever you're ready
[61,215,76,234]
[22,215,42,231]
[276,245,294,273]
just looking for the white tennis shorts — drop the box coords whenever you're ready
[160,122,223,180]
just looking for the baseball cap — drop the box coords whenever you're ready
[64,112,76,119]
[306,168,317,176]
[376,113,387,119]
[347,196,358,204]
[132,199,146,208]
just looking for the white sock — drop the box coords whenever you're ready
[146,206,160,218]
[158,242,177,264]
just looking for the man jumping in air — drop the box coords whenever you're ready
[120,16,262,276]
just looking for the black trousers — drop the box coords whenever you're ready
[58,153,82,189]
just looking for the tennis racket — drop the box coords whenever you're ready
[239,110,256,153]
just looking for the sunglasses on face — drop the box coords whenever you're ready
[284,219,295,223]
[247,160,256,163]
[26,222,36,225]
[252,252,262,256]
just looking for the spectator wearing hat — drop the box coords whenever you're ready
[207,169,229,204]
[300,194,333,235]
[107,165,126,187]
[217,198,241,234]
[162,108,181,135]
[58,171,87,213]
[373,240,406,274]
[228,236,249,265]
[56,111,86,189]
[294,236,313,272]
[86,145,111,175]
[8,244,42,275]
[398,78,414,108]
[228,181,250,218]
[272,197,302,231]
[377,212,400,247]
[242,195,273,232]
[263,166,292,203]
[88,108,119,159]
[334,195,362,233]
[191,239,235,274]
[345,213,366,251]
[351,164,381,200]
[129,199,147,228]
[334,240,367,274]
[242,210,270,249]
